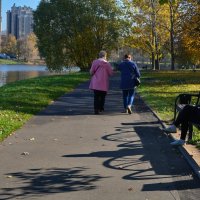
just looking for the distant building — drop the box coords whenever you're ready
[6,3,33,39]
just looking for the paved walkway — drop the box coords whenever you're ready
[0,75,200,200]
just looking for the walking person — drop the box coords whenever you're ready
[118,54,140,114]
[89,50,113,114]
[163,105,200,145]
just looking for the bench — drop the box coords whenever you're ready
[174,92,200,140]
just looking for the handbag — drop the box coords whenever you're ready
[134,77,141,87]
[127,62,141,87]
[131,75,140,87]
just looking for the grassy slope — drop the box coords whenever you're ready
[0,72,90,141]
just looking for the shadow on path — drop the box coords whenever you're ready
[63,123,200,193]
[0,167,108,200]
[2,75,200,199]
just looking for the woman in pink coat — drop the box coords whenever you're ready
[89,51,113,114]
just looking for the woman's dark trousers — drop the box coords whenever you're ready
[94,90,107,114]
[174,105,200,140]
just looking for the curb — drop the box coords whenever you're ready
[138,94,200,180]
[178,146,200,179]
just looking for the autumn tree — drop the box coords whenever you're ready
[33,0,123,71]
[2,34,17,55]
[16,33,39,61]
[123,0,170,70]
[176,0,200,66]
[159,0,182,70]
[150,0,160,70]
[24,33,39,61]
[16,38,24,60]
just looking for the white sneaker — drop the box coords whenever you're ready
[170,139,185,146]
[127,105,132,114]
[163,125,177,133]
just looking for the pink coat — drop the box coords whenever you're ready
[89,58,113,92]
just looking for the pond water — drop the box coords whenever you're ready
[0,65,79,87]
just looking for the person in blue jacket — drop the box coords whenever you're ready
[118,54,141,114]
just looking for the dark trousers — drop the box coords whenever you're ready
[94,90,107,112]
[174,105,200,140]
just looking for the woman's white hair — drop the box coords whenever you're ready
[99,50,107,58]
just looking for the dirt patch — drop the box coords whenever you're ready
[184,144,200,166]
[171,131,200,166]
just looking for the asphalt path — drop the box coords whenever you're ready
[0,75,200,200]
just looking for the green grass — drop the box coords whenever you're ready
[138,70,200,148]
[0,59,23,65]
[1,69,200,149]
[0,72,90,141]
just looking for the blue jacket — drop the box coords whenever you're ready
[118,59,140,90]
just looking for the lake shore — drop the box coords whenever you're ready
[0,59,45,66]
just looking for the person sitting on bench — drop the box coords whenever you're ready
[163,105,200,146]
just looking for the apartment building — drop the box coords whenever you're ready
[7,3,33,39]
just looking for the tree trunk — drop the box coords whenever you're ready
[152,51,155,70]
[151,0,160,70]
[169,0,175,70]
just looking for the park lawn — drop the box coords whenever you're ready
[0,72,90,141]
[138,70,200,148]
[1,70,200,149]
[0,59,20,65]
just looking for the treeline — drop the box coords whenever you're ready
[123,0,200,70]
[1,33,39,62]
[33,0,199,71]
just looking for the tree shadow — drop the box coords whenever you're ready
[63,123,200,192]
[2,75,200,195]
[0,167,107,200]
[37,88,95,116]
[24,76,135,117]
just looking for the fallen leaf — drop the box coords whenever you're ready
[128,187,134,191]
[21,152,29,156]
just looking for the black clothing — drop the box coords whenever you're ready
[94,90,107,114]
[174,105,200,140]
